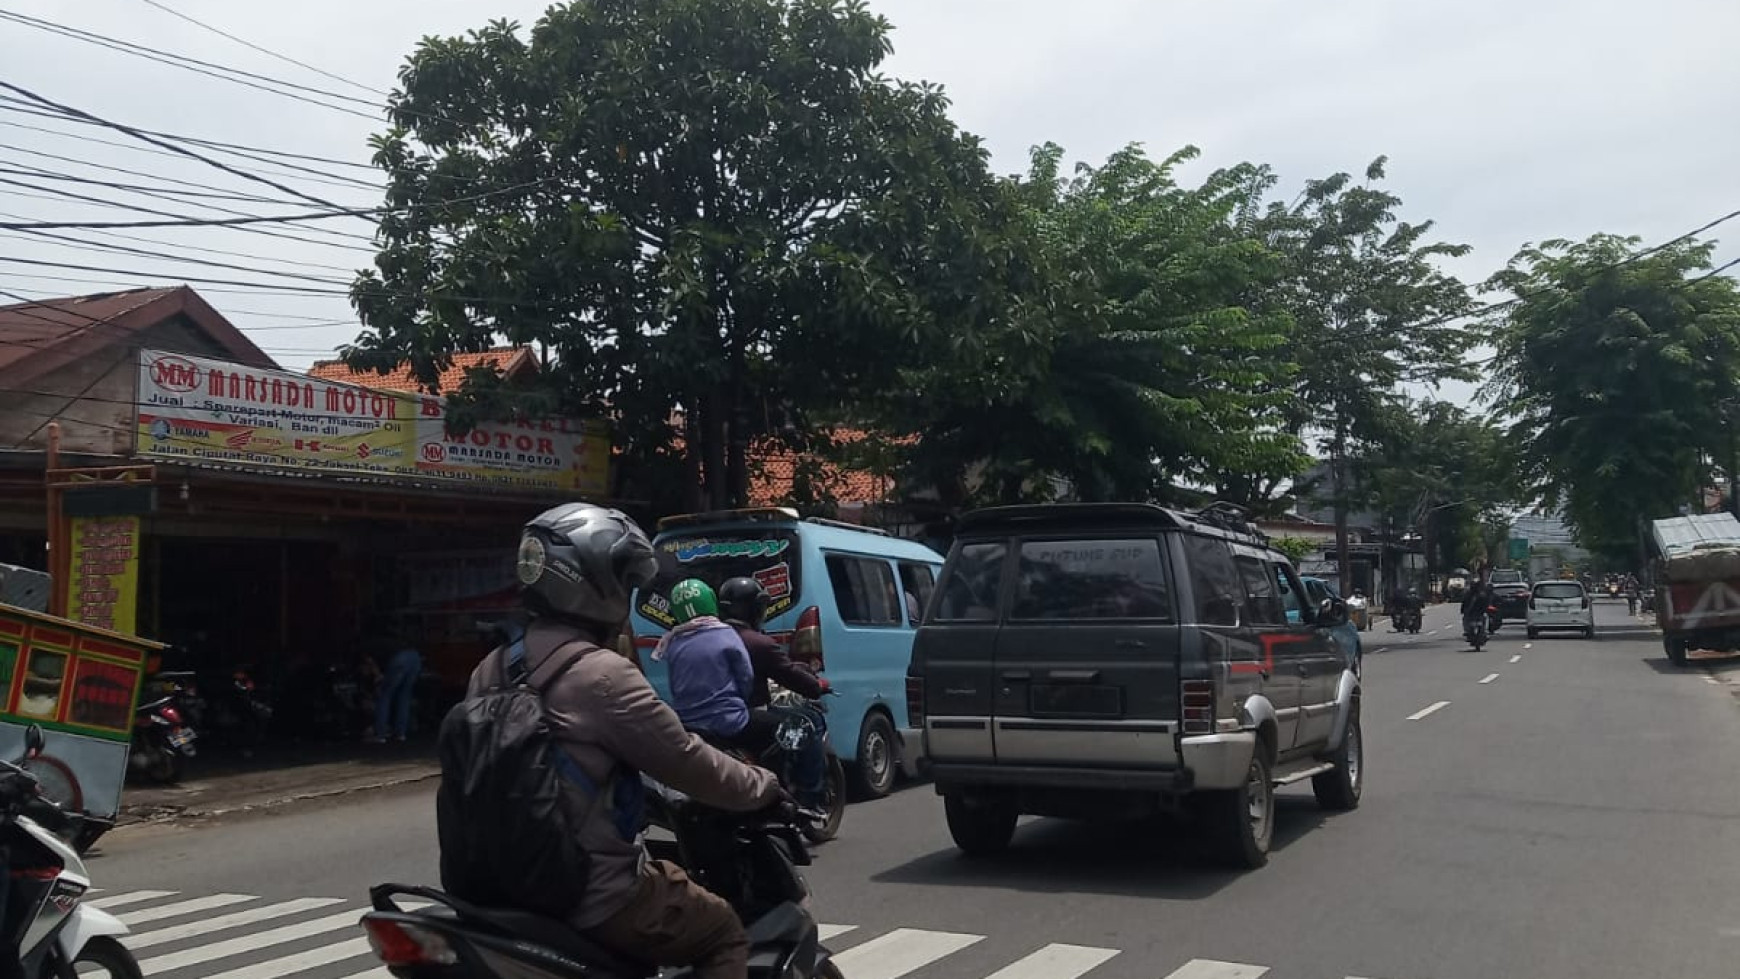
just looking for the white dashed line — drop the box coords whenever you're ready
[1523,642,1533,650]
[1407,700,1451,721]
[1479,673,1500,684]
[1509,654,1521,663]
[1704,676,1720,685]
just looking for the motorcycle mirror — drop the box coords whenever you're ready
[23,724,44,760]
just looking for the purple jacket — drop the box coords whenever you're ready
[657,617,755,736]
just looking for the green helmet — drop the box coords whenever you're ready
[669,578,718,623]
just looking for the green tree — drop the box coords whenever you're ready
[346,0,1015,510]
[1484,234,1740,562]
[885,143,1305,505]
[1256,158,1475,592]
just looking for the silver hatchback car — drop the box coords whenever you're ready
[1526,580,1595,639]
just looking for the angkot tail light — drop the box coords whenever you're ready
[906,676,925,728]
[1181,679,1215,735]
[363,917,458,967]
[792,605,824,670]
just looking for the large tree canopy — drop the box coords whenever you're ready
[1485,234,1740,561]
[346,0,1016,510]
[885,143,1306,506]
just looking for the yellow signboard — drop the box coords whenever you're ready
[66,516,140,635]
[135,350,610,496]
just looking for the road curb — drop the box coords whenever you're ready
[115,767,440,828]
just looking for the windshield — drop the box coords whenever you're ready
[1534,582,1584,599]
[1489,570,1526,585]
[636,529,802,629]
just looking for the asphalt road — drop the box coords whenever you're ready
[92,598,1740,979]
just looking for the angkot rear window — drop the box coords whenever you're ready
[638,530,802,629]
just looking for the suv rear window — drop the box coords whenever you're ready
[1490,570,1526,585]
[1534,582,1583,599]
[933,542,1007,622]
[1012,539,1173,621]
[638,530,801,628]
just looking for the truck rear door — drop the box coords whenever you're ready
[914,540,1010,766]
[991,535,1182,769]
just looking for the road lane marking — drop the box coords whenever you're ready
[334,971,390,979]
[829,928,983,979]
[1705,676,1721,685]
[1523,642,1533,650]
[88,890,174,909]
[198,936,370,979]
[1509,654,1522,663]
[137,907,369,973]
[819,923,857,941]
[1407,701,1451,720]
[1163,960,1270,979]
[982,943,1119,979]
[115,893,255,925]
[1479,673,1500,684]
[128,897,345,948]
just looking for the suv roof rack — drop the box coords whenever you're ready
[1193,501,1269,543]
[657,507,799,532]
[804,516,890,537]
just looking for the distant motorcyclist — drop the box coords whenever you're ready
[1461,576,1493,635]
[718,576,830,809]
[467,505,779,979]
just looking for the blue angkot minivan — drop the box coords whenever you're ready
[631,508,945,798]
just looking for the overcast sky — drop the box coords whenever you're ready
[2,0,1735,404]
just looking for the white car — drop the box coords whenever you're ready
[1526,580,1594,639]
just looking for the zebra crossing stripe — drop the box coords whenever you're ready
[128,897,345,948]
[115,893,255,926]
[333,970,391,979]
[818,923,857,941]
[136,907,367,974]
[982,943,1118,979]
[88,890,175,909]
[1163,959,1270,979]
[197,936,372,979]
[829,927,984,979]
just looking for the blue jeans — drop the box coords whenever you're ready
[375,649,421,740]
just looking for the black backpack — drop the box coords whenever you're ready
[436,637,611,917]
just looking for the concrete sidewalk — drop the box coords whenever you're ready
[118,742,438,824]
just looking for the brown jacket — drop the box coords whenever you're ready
[465,618,779,929]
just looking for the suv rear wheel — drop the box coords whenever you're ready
[1202,750,1273,869]
[1313,704,1362,811]
[944,792,1016,856]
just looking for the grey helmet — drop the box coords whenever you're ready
[516,503,657,627]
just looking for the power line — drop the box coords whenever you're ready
[137,0,386,97]
[0,162,363,208]
[0,255,350,295]
[0,213,364,273]
[0,81,355,211]
[0,9,380,120]
[0,229,357,286]
[0,140,370,204]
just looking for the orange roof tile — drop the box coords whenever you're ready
[308,347,537,394]
[748,429,912,507]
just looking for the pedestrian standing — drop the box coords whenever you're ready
[371,635,423,743]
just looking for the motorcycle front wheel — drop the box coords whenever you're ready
[804,754,848,844]
[63,935,143,979]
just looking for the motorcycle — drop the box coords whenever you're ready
[760,689,848,844]
[359,781,840,978]
[1393,606,1422,634]
[1465,606,1493,650]
[129,676,196,784]
[0,725,140,979]
[198,669,272,754]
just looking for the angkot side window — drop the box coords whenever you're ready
[933,543,1007,622]
[1183,535,1241,626]
[825,555,902,626]
[898,563,937,625]
[1235,555,1284,625]
[1013,538,1173,620]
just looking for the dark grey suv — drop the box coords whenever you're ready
[906,503,1363,868]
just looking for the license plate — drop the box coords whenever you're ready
[1029,684,1122,718]
[167,729,196,748]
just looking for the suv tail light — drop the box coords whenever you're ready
[363,917,458,967]
[792,605,824,670]
[1181,679,1214,735]
[906,675,925,728]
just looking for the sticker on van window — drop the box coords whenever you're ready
[753,562,792,600]
[671,539,791,563]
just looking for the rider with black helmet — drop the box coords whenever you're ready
[717,577,830,808]
[461,503,779,979]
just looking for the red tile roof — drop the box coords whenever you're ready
[0,287,276,385]
[308,347,538,394]
[748,430,909,507]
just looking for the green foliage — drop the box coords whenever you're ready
[1269,536,1318,562]
[886,143,1307,505]
[345,0,1014,510]
[1484,234,1740,560]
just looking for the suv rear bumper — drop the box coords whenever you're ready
[927,730,1257,795]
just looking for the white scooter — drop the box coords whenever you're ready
[0,725,138,978]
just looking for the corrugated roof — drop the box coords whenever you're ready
[1652,512,1740,557]
[0,287,277,385]
[308,348,537,394]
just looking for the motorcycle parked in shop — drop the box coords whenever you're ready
[130,675,196,784]
[0,725,140,979]
[198,668,272,754]
[359,781,839,979]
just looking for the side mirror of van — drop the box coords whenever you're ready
[1319,597,1349,627]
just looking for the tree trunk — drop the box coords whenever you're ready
[700,392,728,511]
[683,408,706,513]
